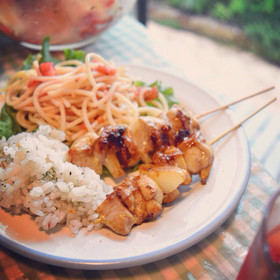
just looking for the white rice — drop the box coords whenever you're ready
[0,125,113,234]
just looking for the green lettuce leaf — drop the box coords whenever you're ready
[21,54,38,70]
[0,103,22,139]
[64,49,86,62]
[21,37,86,71]
[134,80,179,108]
[21,36,58,70]
[39,36,59,64]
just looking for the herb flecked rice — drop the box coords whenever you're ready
[0,125,113,234]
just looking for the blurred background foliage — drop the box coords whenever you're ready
[158,0,280,64]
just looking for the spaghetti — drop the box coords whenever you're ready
[2,53,168,143]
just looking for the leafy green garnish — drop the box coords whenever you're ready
[21,54,38,70]
[0,104,22,139]
[64,48,86,62]
[21,37,87,70]
[159,83,179,108]
[134,80,179,108]
[101,163,140,178]
[126,163,140,173]
[4,37,88,139]
[101,166,112,178]
[134,80,145,87]
[21,36,58,70]
[39,36,59,64]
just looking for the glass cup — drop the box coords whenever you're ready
[237,189,280,280]
[0,0,136,50]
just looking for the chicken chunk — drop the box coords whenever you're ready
[95,192,136,236]
[163,189,180,204]
[163,105,214,184]
[139,164,187,194]
[130,116,172,163]
[68,132,102,174]
[94,125,140,177]
[114,175,163,224]
[178,131,214,184]
[68,126,140,178]
[96,174,163,235]
[165,104,199,146]
[152,146,192,185]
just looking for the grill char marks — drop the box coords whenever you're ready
[100,126,126,150]
[150,123,171,150]
[95,126,140,171]
[167,105,196,146]
[175,129,190,146]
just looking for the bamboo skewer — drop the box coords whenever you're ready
[209,97,277,145]
[196,86,275,119]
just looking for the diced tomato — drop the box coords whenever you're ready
[27,80,41,88]
[78,123,87,131]
[97,116,105,124]
[39,62,56,76]
[268,227,280,263]
[144,86,159,101]
[95,64,117,76]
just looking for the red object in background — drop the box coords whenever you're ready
[237,191,280,280]
[237,226,280,280]
[0,0,132,47]
[268,225,280,264]
[0,23,16,39]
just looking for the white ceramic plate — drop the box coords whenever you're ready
[0,65,250,270]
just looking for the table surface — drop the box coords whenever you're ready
[0,16,279,280]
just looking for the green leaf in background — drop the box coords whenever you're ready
[0,103,22,139]
[21,54,38,70]
[39,36,59,64]
[134,80,145,87]
[64,49,86,62]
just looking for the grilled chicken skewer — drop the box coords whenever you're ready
[96,174,163,235]
[68,105,213,235]
[68,104,214,185]
[68,92,276,236]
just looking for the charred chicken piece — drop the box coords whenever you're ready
[94,125,140,178]
[95,192,137,236]
[67,132,102,174]
[163,105,214,184]
[96,174,163,235]
[177,131,214,184]
[165,104,199,145]
[130,116,172,163]
[69,126,140,178]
